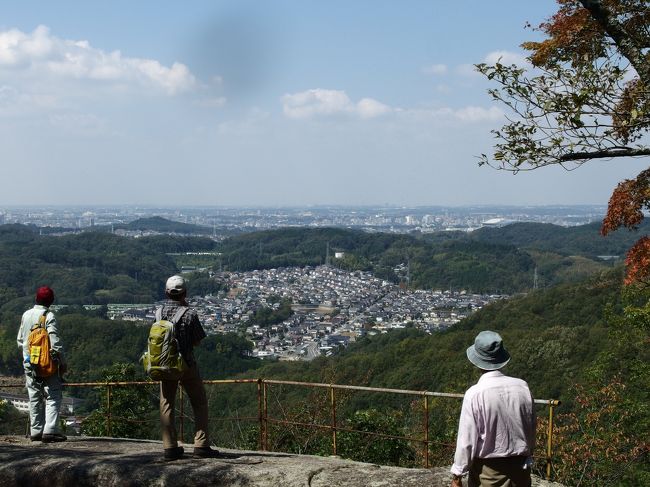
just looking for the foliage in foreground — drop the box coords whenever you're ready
[80,363,158,440]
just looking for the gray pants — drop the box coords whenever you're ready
[25,373,63,436]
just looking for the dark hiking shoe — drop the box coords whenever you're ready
[193,447,221,458]
[30,434,42,442]
[42,433,67,443]
[164,446,184,461]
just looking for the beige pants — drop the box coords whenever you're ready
[159,363,210,449]
[468,456,531,487]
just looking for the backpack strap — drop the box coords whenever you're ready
[154,306,187,324]
[170,306,188,325]
[30,309,49,331]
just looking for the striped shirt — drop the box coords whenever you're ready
[451,370,536,476]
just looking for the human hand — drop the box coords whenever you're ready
[24,362,36,378]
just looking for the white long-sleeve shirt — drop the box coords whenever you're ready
[451,370,536,476]
[17,305,64,365]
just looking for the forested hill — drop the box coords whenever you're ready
[113,216,211,235]
[0,224,217,315]
[470,219,650,257]
[0,219,643,315]
[216,223,640,292]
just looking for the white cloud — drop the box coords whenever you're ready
[422,64,448,75]
[483,50,529,67]
[454,51,529,78]
[282,89,391,119]
[357,97,391,119]
[0,25,196,95]
[281,89,498,125]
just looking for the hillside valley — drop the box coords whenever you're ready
[0,222,648,484]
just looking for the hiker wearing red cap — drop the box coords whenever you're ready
[16,286,67,443]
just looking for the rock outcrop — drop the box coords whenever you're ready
[0,436,563,487]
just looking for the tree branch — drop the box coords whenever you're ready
[559,147,650,162]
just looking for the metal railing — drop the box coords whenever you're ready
[2,379,559,478]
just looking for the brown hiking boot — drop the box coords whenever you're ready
[164,446,184,461]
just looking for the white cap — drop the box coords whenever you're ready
[165,275,186,295]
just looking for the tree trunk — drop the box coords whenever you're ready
[579,0,650,87]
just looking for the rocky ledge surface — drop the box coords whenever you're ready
[0,436,563,487]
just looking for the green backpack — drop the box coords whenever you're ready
[142,307,188,381]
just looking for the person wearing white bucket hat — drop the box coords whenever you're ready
[450,331,536,487]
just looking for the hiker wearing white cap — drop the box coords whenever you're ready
[450,331,536,487]
[157,275,219,461]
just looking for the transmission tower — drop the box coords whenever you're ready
[406,258,411,289]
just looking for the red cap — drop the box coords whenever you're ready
[35,286,54,306]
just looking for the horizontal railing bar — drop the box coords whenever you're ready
[1,378,560,405]
[202,379,260,385]
[263,379,560,405]
[64,381,157,386]
[265,379,464,397]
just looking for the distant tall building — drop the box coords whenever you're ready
[0,213,4,225]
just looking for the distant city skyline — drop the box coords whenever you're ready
[1,1,646,206]
[0,204,608,235]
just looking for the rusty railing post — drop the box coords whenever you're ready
[179,386,185,443]
[106,384,112,437]
[330,385,337,456]
[263,380,268,451]
[257,379,263,450]
[546,401,555,479]
[424,395,430,468]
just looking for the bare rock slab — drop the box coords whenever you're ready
[0,436,563,487]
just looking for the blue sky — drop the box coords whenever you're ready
[1,1,645,206]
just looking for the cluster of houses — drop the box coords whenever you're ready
[109,265,507,362]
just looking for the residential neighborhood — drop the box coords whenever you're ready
[107,265,507,362]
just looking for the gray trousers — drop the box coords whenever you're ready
[25,373,63,436]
